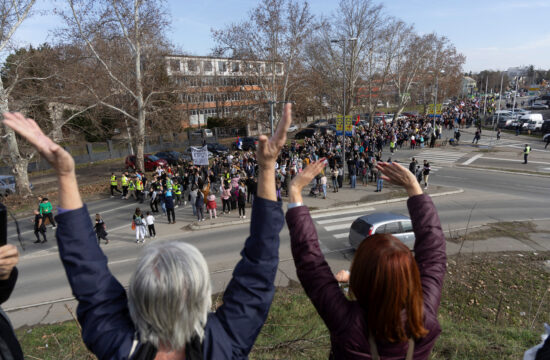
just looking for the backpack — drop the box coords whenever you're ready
[134,215,143,226]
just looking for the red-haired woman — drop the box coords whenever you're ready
[287,160,446,359]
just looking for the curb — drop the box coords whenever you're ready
[457,164,550,178]
[189,188,465,231]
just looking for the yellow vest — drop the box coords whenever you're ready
[121,176,128,186]
[524,146,531,155]
[136,180,144,191]
[128,181,135,190]
[110,175,117,186]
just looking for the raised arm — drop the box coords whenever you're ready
[2,113,135,359]
[377,161,446,314]
[207,103,291,357]
[286,161,352,333]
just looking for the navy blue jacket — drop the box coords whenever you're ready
[55,196,284,359]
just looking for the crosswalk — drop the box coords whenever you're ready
[311,207,375,244]
[414,150,465,171]
[471,138,523,147]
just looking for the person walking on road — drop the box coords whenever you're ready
[545,136,550,149]
[422,160,431,189]
[121,172,129,199]
[165,190,176,224]
[39,197,56,228]
[496,129,501,141]
[132,208,146,243]
[472,130,480,144]
[33,210,47,244]
[110,173,122,197]
[523,144,531,164]
[146,211,156,238]
[94,214,108,245]
[409,157,418,175]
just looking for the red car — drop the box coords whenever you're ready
[125,154,167,171]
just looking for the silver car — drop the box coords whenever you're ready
[349,213,415,249]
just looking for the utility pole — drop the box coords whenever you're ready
[491,73,504,147]
[483,76,488,117]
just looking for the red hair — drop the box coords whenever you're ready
[350,234,428,343]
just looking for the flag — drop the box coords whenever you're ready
[355,115,360,125]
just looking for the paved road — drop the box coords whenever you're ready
[4,146,550,327]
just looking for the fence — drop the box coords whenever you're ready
[0,134,192,175]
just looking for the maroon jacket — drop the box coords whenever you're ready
[286,194,446,359]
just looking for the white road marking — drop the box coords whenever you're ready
[324,222,353,232]
[311,207,374,219]
[480,157,550,165]
[317,216,364,225]
[462,154,483,165]
[333,233,348,239]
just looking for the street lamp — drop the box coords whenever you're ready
[330,37,357,180]
[268,100,291,137]
[429,69,445,133]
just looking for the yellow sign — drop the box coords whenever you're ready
[336,115,343,131]
[345,115,353,136]
[427,104,442,115]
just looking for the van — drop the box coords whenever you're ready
[520,114,544,131]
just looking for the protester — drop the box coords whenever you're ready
[422,160,431,189]
[133,208,146,243]
[196,183,205,222]
[165,190,176,224]
[238,181,247,219]
[206,193,217,220]
[286,160,446,359]
[0,244,23,359]
[94,213,109,245]
[39,197,56,228]
[2,103,291,359]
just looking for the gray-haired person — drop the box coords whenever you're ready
[2,105,292,359]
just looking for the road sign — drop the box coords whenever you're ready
[345,115,353,136]
[336,115,343,136]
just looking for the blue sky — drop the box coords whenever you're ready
[13,0,550,72]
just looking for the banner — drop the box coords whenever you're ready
[191,145,209,166]
[336,115,343,136]
[345,115,353,136]
[426,104,442,117]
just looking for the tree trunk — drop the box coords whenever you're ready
[0,85,32,197]
[136,107,145,172]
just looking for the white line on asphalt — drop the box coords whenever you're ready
[333,233,348,239]
[311,207,374,219]
[324,222,353,232]
[462,154,483,165]
[508,144,546,152]
[317,216,363,225]
[480,157,550,165]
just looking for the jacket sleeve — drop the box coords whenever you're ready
[55,206,135,360]
[409,194,446,315]
[286,206,350,333]
[208,196,283,358]
[0,267,18,304]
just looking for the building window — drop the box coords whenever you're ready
[170,59,180,72]
[265,63,273,73]
[203,61,212,72]
[188,60,197,72]
[218,61,227,72]
[232,62,240,72]
[276,63,283,74]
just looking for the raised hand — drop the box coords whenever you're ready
[256,103,292,168]
[290,159,326,193]
[376,162,422,197]
[0,245,19,280]
[2,113,75,177]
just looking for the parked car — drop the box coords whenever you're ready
[318,125,336,135]
[206,142,229,154]
[531,103,549,110]
[294,128,318,139]
[191,128,214,137]
[155,151,184,166]
[232,137,258,151]
[125,154,168,171]
[287,125,298,132]
[349,212,415,250]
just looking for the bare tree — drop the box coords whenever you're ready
[59,0,173,171]
[212,0,317,130]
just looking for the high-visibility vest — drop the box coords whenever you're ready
[110,175,117,186]
[167,179,173,190]
[121,176,128,186]
[174,184,181,195]
[128,181,135,190]
[524,146,531,155]
[136,180,144,191]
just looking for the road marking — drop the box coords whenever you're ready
[324,222,353,232]
[311,207,374,219]
[480,157,550,165]
[462,154,483,165]
[317,216,363,225]
[333,233,348,239]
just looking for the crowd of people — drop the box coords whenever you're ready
[1,104,548,360]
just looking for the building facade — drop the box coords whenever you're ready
[166,55,284,129]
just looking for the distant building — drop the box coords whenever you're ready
[461,76,477,95]
[166,55,284,128]
[507,66,528,78]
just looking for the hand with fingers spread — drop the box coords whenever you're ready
[289,159,326,204]
[376,161,423,197]
[0,245,19,280]
[256,103,292,169]
[2,112,75,176]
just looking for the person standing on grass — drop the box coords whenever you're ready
[133,208,146,243]
[39,197,56,228]
[95,214,109,245]
[33,210,47,244]
[146,211,156,238]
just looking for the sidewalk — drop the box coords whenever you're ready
[188,182,463,231]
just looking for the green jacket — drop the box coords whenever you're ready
[40,202,53,215]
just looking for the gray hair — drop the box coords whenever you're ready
[128,241,211,350]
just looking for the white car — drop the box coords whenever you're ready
[287,125,298,132]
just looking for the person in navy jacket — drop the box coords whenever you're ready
[2,105,293,360]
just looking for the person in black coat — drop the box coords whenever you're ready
[0,244,23,359]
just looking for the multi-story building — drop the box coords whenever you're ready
[166,55,284,129]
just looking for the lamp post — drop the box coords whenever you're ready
[268,100,293,136]
[430,70,444,133]
[331,37,357,181]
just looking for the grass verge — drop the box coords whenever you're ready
[16,252,549,359]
